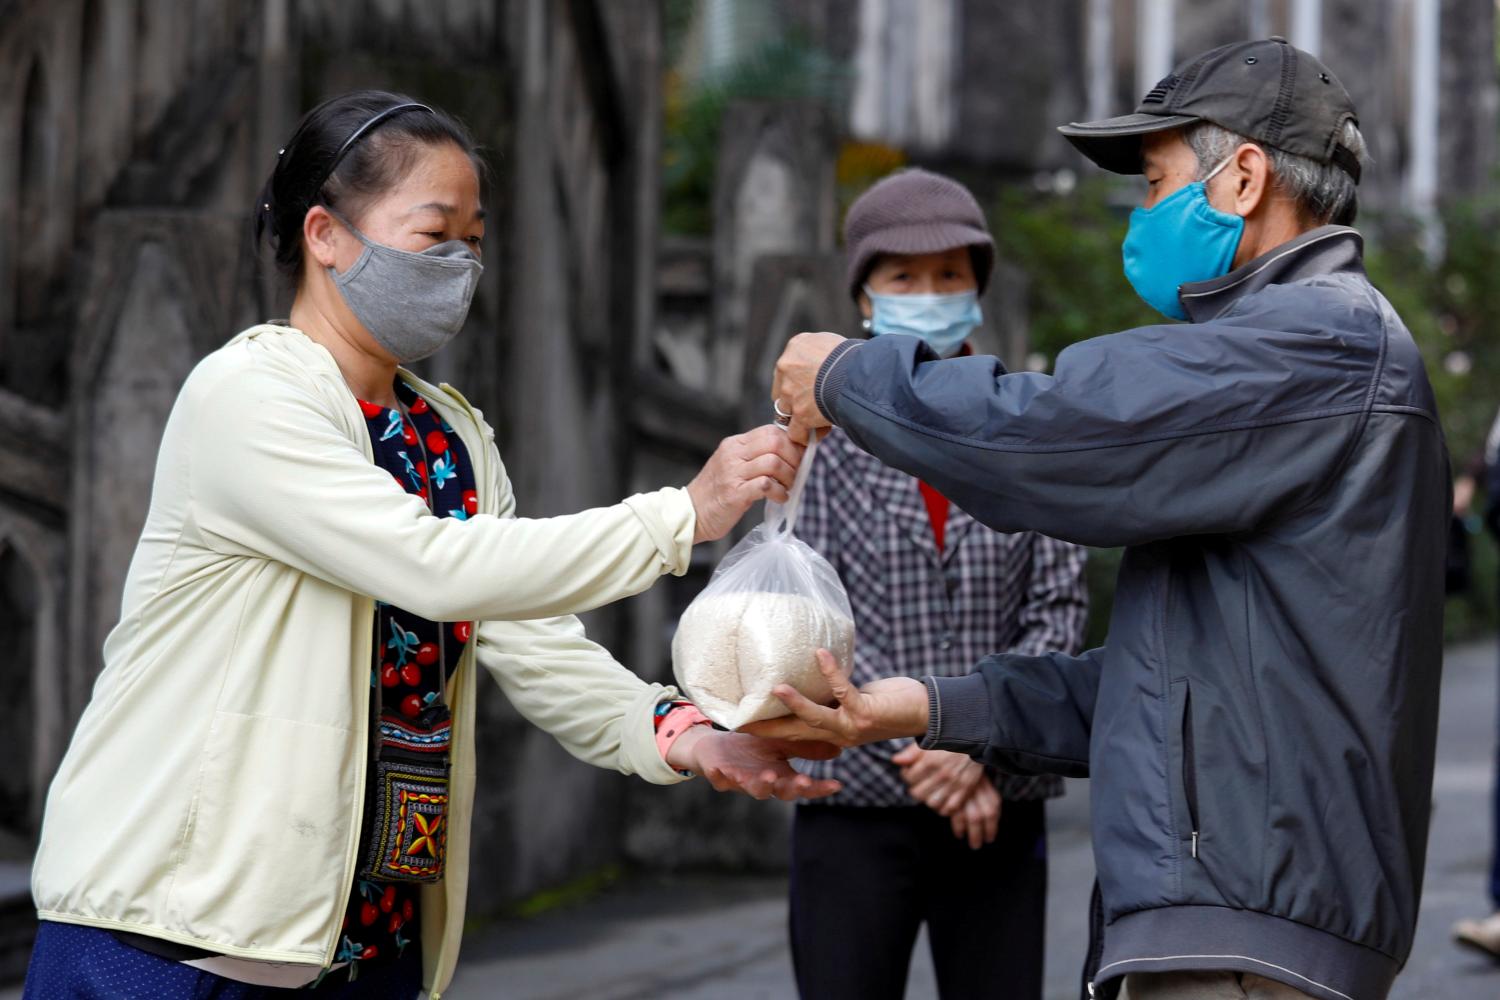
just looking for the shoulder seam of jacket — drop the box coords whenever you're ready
[1272,280,1394,525]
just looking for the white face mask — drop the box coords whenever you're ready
[329,212,483,363]
[863,285,983,358]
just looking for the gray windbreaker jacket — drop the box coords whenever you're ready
[812,227,1447,1000]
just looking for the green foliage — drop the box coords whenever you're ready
[995,180,1160,368]
[662,31,848,235]
[993,183,1149,649]
[1366,203,1500,464]
[996,182,1500,644]
[502,864,622,920]
[1364,201,1500,642]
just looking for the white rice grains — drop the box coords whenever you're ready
[672,590,857,730]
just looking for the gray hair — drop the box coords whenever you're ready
[1184,120,1366,226]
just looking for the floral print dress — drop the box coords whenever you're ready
[325,379,479,984]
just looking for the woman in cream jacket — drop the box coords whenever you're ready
[23,91,834,999]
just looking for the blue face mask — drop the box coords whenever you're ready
[863,286,982,358]
[1121,157,1244,321]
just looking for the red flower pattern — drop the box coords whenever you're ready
[344,381,478,974]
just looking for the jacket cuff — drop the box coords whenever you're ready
[622,487,696,576]
[629,686,696,785]
[919,673,991,754]
[813,340,862,424]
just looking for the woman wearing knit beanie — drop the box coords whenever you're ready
[786,168,1089,1000]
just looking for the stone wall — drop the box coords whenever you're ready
[0,0,667,925]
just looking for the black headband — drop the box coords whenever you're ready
[314,102,434,195]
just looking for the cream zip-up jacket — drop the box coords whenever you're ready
[31,324,695,998]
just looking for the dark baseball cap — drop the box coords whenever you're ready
[1058,37,1361,182]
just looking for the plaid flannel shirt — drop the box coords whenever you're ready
[793,428,1088,806]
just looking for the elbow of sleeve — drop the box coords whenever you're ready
[622,489,695,577]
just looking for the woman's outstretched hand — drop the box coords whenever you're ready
[687,425,805,543]
[740,649,929,748]
[667,728,843,801]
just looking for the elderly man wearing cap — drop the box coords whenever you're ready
[785,168,1087,1000]
[757,38,1447,1000]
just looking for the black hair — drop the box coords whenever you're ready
[255,90,481,281]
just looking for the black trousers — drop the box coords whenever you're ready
[789,800,1048,1000]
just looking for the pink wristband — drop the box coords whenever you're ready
[655,704,712,767]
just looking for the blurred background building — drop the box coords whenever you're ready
[0,0,1497,984]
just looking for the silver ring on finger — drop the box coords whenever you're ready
[773,398,792,425]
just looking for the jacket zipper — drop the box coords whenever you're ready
[1082,878,1107,999]
[1182,684,1200,860]
[322,594,374,968]
[414,381,480,1000]
[320,385,380,969]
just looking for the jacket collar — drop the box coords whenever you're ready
[232,322,488,455]
[1178,225,1365,323]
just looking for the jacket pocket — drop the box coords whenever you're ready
[169,712,357,956]
[1182,684,1200,858]
[1170,679,1202,863]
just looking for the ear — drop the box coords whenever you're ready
[303,205,342,269]
[1223,143,1273,218]
[857,290,873,320]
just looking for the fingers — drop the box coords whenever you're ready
[701,765,735,794]
[950,808,969,843]
[801,778,842,799]
[711,764,773,800]
[966,798,986,851]
[937,761,985,815]
[714,766,839,802]
[890,743,922,767]
[906,768,949,805]
[742,452,799,493]
[742,423,807,469]
[774,773,834,803]
[739,717,831,742]
[742,475,790,506]
[772,773,809,802]
[772,739,842,762]
[770,772,840,802]
[905,753,961,803]
[814,649,854,705]
[966,784,1000,847]
[749,767,780,800]
[900,751,946,787]
[770,684,848,741]
[786,417,832,446]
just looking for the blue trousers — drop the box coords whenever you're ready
[23,922,422,999]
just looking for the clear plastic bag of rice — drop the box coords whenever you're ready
[672,433,855,729]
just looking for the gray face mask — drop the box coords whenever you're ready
[327,213,483,363]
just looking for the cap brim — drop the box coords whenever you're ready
[1057,112,1201,174]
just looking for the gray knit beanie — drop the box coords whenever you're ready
[843,168,995,300]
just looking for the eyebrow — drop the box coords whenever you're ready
[407,202,487,222]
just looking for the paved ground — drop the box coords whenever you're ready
[0,643,1492,998]
[445,641,1500,1000]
